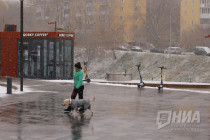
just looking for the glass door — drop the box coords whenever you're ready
[28,42,41,78]
[47,41,55,78]
[23,43,29,77]
[56,40,64,79]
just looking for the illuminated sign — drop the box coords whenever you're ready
[23,33,49,37]
[58,34,74,38]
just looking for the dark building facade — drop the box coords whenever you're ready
[0,25,75,79]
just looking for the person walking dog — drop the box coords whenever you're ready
[71,62,84,99]
[65,62,84,112]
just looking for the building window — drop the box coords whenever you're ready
[120,7,124,11]
[184,21,186,26]
[192,0,194,6]
[0,39,1,75]
[185,11,187,16]
[120,16,124,20]
[201,8,210,14]
[185,0,187,6]
[17,39,74,79]
[192,10,194,15]
[121,0,124,3]
[192,20,194,25]
[126,35,128,40]
[135,7,138,12]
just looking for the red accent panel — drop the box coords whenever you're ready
[0,32,75,39]
[205,35,210,38]
[1,38,17,77]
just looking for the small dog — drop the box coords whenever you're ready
[62,97,95,115]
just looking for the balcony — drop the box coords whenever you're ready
[200,13,210,19]
[200,24,210,28]
[201,3,210,8]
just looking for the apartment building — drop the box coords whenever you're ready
[116,0,147,44]
[200,0,210,27]
[180,0,210,34]
[180,0,200,33]
[27,0,146,44]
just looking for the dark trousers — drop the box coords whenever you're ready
[71,85,84,99]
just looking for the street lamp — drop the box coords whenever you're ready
[48,21,64,32]
[169,7,178,47]
[20,0,24,91]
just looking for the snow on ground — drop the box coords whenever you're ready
[0,83,58,98]
[0,79,209,98]
[0,84,32,98]
[0,86,8,98]
[42,80,74,83]
[75,49,210,83]
[91,81,210,94]
[42,79,210,86]
[91,79,210,85]
[31,79,210,94]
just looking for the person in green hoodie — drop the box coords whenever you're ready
[65,62,84,112]
[71,62,84,99]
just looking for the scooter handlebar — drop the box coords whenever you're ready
[158,66,167,69]
[135,64,141,68]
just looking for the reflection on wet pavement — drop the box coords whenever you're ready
[0,95,64,125]
[0,80,209,140]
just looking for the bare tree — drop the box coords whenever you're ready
[0,1,9,31]
[146,0,180,49]
[180,26,210,51]
[130,0,147,47]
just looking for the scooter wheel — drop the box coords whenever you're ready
[87,79,91,83]
[137,84,140,88]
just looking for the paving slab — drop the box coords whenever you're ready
[0,79,209,140]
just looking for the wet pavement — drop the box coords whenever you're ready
[0,79,209,140]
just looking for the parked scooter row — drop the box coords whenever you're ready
[136,64,167,90]
[82,61,167,90]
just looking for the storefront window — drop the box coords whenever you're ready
[43,40,47,77]
[48,41,54,78]
[23,42,29,77]
[56,40,63,78]
[17,38,73,79]
[0,39,1,75]
[64,40,73,78]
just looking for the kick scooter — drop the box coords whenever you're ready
[158,66,167,90]
[136,64,145,88]
[83,62,91,83]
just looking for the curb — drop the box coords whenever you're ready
[98,82,210,89]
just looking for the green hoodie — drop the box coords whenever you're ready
[74,70,84,89]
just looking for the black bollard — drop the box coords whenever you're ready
[7,77,12,94]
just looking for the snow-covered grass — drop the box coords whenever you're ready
[75,49,210,83]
